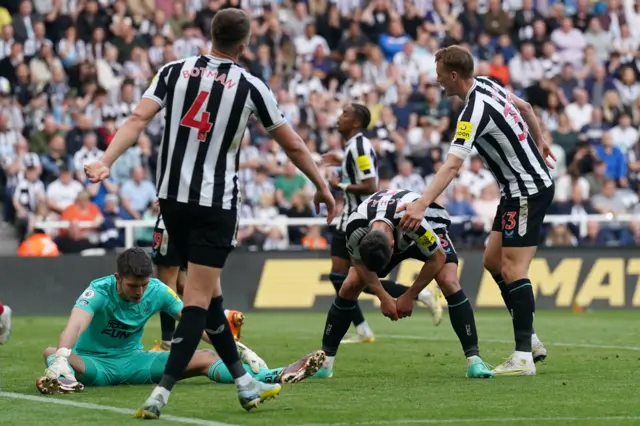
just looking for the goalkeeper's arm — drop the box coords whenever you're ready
[58,308,93,350]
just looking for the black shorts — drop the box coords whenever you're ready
[491,186,555,247]
[330,229,349,260]
[152,217,183,268]
[377,231,457,278]
[158,199,238,269]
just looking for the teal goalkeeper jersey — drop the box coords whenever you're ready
[73,275,183,356]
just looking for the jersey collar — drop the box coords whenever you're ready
[464,79,478,104]
[346,132,363,146]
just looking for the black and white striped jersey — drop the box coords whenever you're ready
[345,189,442,260]
[143,55,286,209]
[13,178,45,212]
[336,132,378,232]
[448,76,554,199]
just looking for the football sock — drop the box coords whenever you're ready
[446,290,479,357]
[494,273,536,334]
[0,303,4,316]
[158,305,207,391]
[160,312,176,342]
[322,296,356,357]
[507,279,535,352]
[330,272,367,328]
[204,296,247,380]
[46,354,76,377]
[207,360,284,384]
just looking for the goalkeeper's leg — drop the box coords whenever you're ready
[159,349,324,384]
[37,347,88,393]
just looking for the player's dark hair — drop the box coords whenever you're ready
[210,8,251,52]
[117,247,153,279]
[352,103,371,129]
[359,230,392,273]
[435,45,475,79]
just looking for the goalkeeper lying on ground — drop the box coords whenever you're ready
[37,248,324,394]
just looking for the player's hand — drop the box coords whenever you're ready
[396,198,428,232]
[396,293,415,319]
[45,348,77,381]
[84,159,111,183]
[540,142,556,169]
[380,295,399,321]
[314,185,336,225]
[236,341,268,373]
[321,152,343,166]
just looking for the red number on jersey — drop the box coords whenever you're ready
[180,90,213,142]
[504,93,528,142]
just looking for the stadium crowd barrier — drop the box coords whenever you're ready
[2,247,639,315]
[35,214,639,248]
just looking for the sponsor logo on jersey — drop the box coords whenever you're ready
[455,121,473,141]
[100,319,143,339]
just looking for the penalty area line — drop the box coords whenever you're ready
[0,391,237,426]
[379,334,640,351]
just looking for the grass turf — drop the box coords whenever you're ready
[0,310,639,426]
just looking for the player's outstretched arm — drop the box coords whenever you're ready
[397,154,464,232]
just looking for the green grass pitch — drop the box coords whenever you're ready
[1,310,639,426]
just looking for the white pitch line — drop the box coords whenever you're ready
[379,334,640,351]
[299,416,640,426]
[0,392,237,426]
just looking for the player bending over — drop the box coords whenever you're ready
[0,301,12,344]
[323,104,442,345]
[313,189,492,379]
[399,45,554,375]
[149,212,244,352]
[36,248,324,395]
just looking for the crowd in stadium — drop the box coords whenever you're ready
[1,0,640,254]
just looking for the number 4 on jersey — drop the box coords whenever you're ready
[180,90,213,141]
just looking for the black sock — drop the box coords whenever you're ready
[205,296,246,379]
[507,279,534,352]
[446,290,479,358]
[330,272,366,327]
[380,280,414,299]
[158,305,207,391]
[322,296,357,357]
[494,273,536,335]
[160,312,176,342]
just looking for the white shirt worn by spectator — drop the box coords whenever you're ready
[540,52,562,80]
[47,178,84,211]
[609,124,639,154]
[550,28,586,68]
[288,74,325,104]
[293,35,330,65]
[458,169,495,198]
[508,55,544,88]
[564,102,593,132]
[390,174,425,194]
[550,144,567,178]
[553,175,590,203]
[623,0,640,41]
[3,152,40,188]
[0,129,20,160]
[173,37,204,59]
[393,52,422,87]
[73,147,104,177]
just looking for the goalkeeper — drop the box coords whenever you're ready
[37,248,324,394]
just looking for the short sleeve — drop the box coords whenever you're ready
[448,91,485,161]
[353,139,377,181]
[142,63,173,109]
[159,283,183,317]
[74,286,108,316]
[406,220,441,257]
[248,79,287,131]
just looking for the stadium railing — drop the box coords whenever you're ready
[35,214,638,248]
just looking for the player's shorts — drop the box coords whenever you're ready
[152,217,183,269]
[376,231,456,278]
[330,228,349,260]
[159,199,238,269]
[491,185,555,247]
[73,350,169,386]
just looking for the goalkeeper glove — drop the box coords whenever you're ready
[45,348,77,381]
[236,341,268,374]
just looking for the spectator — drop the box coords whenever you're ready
[17,228,59,256]
[509,42,543,92]
[13,164,44,241]
[578,108,609,146]
[275,161,308,208]
[40,134,72,185]
[57,189,103,253]
[609,113,639,154]
[285,191,314,245]
[119,166,156,220]
[595,132,628,186]
[302,225,328,250]
[458,155,494,198]
[46,166,83,216]
[551,17,586,68]
[565,88,593,132]
[390,160,424,193]
[72,131,103,181]
[583,17,612,63]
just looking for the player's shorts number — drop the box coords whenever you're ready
[152,230,170,256]
[502,211,517,231]
[181,90,213,142]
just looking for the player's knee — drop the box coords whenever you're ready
[483,251,501,275]
[500,258,526,284]
[437,275,461,296]
[337,279,360,300]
